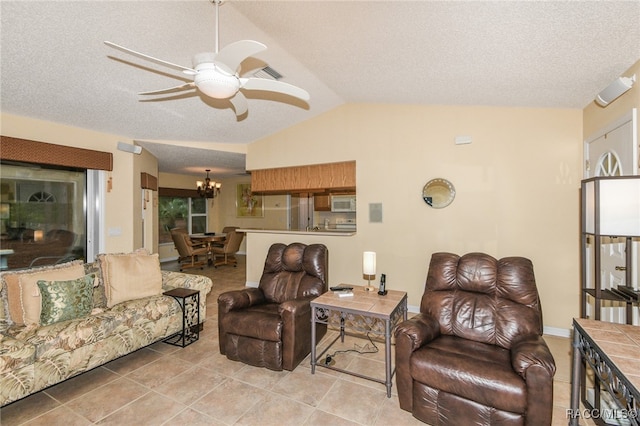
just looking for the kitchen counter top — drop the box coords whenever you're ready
[237,228,356,236]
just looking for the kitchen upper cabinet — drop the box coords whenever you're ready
[314,192,357,211]
[314,194,330,211]
[250,161,356,193]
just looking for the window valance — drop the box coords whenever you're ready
[0,136,113,171]
[159,187,199,198]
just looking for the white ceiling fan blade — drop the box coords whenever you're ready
[240,78,310,101]
[105,41,197,74]
[139,83,195,96]
[215,40,267,74]
[229,92,248,117]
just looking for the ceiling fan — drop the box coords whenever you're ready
[104,0,309,117]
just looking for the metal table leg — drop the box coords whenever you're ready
[311,305,317,374]
[569,328,581,425]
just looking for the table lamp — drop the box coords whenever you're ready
[363,251,376,292]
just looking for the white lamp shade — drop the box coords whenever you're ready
[583,177,640,236]
[363,251,376,275]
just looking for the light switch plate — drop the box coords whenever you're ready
[455,135,472,145]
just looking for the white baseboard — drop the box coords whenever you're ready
[543,326,571,338]
[408,304,419,314]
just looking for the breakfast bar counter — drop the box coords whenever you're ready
[238,228,358,288]
[237,228,356,237]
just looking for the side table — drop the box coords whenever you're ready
[570,318,640,425]
[163,288,200,347]
[310,284,407,397]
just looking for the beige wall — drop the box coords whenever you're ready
[11,65,640,332]
[247,104,583,332]
[1,113,149,254]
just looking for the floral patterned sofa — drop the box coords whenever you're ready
[0,250,212,406]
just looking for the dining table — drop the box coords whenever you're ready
[189,234,226,265]
[190,233,226,248]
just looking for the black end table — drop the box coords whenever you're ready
[163,288,200,347]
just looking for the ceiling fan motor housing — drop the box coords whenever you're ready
[194,63,240,99]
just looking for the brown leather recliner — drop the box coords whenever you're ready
[218,242,328,371]
[395,252,556,425]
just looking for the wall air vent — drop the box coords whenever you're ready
[252,66,283,81]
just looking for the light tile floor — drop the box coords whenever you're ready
[0,256,583,425]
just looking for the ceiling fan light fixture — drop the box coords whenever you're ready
[194,63,240,98]
[105,0,309,116]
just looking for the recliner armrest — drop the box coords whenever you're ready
[394,312,441,413]
[394,313,441,351]
[510,334,556,425]
[278,297,313,317]
[510,334,556,379]
[217,287,266,313]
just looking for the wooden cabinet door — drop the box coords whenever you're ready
[314,194,330,211]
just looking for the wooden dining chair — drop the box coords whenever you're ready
[211,230,244,267]
[170,229,210,271]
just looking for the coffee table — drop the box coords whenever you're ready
[310,285,407,397]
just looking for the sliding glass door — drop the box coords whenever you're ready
[0,163,86,270]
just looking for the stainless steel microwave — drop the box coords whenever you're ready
[331,195,356,212]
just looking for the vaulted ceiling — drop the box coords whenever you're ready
[2,1,639,176]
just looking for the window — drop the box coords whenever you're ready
[191,197,207,234]
[0,163,86,269]
[158,196,208,244]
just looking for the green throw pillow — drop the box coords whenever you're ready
[37,274,95,326]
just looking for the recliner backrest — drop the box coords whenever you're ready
[259,243,328,304]
[420,252,542,349]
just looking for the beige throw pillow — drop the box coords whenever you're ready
[99,252,162,308]
[2,261,85,326]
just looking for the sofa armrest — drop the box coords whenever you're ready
[394,313,441,413]
[161,271,212,322]
[510,334,556,426]
[161,271,212,295]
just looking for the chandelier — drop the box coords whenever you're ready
[196,169,221,198]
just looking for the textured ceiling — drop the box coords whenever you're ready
[2,1,639,176]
